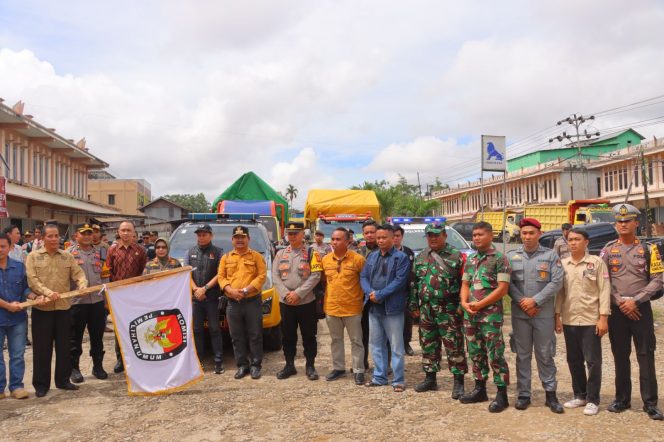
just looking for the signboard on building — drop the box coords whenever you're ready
[0,177,8,218]
[481,135,507,172]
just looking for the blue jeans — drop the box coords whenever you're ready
[0,320,27,392]
[369,309,405,386]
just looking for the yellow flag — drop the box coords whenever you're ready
[310,251,323,272]
[650,244,664,274]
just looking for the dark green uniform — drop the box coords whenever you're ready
[410,244,467,375]
[462,246,511,387]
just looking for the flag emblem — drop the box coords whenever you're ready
[130,309,187,361]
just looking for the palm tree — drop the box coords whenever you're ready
[285,184,298,212]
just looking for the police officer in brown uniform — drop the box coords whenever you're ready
[273,222,323,380]
[601,204,664,420]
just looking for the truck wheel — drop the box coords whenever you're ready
[263,325,282,352]
[502,231,512,243]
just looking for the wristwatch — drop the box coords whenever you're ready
[242,288,249,296]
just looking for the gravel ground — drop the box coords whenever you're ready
[2,303,664,441]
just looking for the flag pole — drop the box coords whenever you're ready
[19,265,193,309]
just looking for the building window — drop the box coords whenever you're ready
[648,161,654,185]
[169,207,175,218]
[33,154,37,185]
[108,194,116,205]
[553,179,557,198]
[3,143,8,176]
[634,166,639,188]
[11,144,17,180]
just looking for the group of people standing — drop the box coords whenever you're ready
[1,204,663,422]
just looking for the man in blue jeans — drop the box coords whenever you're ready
[360,224,410,392]
[0,232,35,399]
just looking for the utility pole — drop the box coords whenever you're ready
[641,146,653,237]
[549,114,600,199]
[416,172,422,197]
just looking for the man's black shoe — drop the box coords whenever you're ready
[92,364,108,380]
[276,364,297,380]
[489,386,509,413]
[545,391,564,414]
[405,344,415,356]
[414,372,438,393]
[70,368,84,384]
[306,365,319,381]
[250,366,262,380]
[354,372,365,385]
[451,374,465,399]
[214,362,225,375]
[325,370,346,381]
[515,396,531,410]
[459,380,488,404]
[607,400,631,413]
[234,367,250,379]
[113,360,124,374]
[644,405,664,420]
[57,382,79,391]
[35,389,48,398]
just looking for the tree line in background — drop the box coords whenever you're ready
[159,176,445,219]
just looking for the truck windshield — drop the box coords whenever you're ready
[316,220,365,239]
[169,224,269,263]
[589,211,614,223]
[257,216,279,242]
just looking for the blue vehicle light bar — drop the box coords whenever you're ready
[188,213,259,222]
[389,216,446,224]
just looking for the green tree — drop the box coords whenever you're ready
[351,175,441,218]
[161,193,211,213]
[285,184,298,209]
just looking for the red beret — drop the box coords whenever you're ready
[519,217,541,230]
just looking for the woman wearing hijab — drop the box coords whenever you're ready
[143,238,182,274]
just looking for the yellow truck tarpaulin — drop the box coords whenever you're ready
[304,189,381,221]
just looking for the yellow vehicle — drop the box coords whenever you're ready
[304,189,382,241]
[475,211,522,243]
[524,200,613,232]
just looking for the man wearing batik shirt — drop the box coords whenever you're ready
[106,221,147,373]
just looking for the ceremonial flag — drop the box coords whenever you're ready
[107,269,203,395]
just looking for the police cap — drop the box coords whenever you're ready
[285,222,304,233]
[232,226,249,237]
[613,203,640,221]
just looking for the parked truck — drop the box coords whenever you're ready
[476,199,613,242]
[304,189,381,242]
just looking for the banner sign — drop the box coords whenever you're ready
[0,177,8,218]
[108,270,203,395]
[481,135,507,172]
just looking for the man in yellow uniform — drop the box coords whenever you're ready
[218,226,267,380]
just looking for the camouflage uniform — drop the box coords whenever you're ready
[410,244,467,375]
[462,246,511,387]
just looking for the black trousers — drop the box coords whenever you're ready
[563,325,602,404]
[227,296,263,368]
[193,298,224,363]
[361,303,370,368]
[32,308,71,391]
[403,310,413,343]
[609,302,658,406]
[70,302,106,368]
[280,301,317,364]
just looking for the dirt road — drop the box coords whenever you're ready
[2,304,664,441]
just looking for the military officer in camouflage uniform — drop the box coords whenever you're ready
[273,222,323,381]
[409,220,467,397]
[459,221,511,413]
[601,203,664,420]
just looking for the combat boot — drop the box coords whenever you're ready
[488,386,509,413]
[276,358,297,380]
[70,366,84,384]
[92,353,108,380]
[459,380,488,404]
[451,374,465,399]
[415,372,438,393]
[545,391,564,414]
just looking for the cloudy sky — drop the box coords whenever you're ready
[1,0,663,208]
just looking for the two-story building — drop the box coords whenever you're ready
[0,99,120,233]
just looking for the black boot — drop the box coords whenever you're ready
[451,374,465,400]
[113,359,124,374]
[545,391,564,414]
[70,366,84,384]
[276,358,297,380]
[459,380,488,404]
[305,364,319,381]
[489,386,509,413]
[415,372,438,393]
[92,354,108,380]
